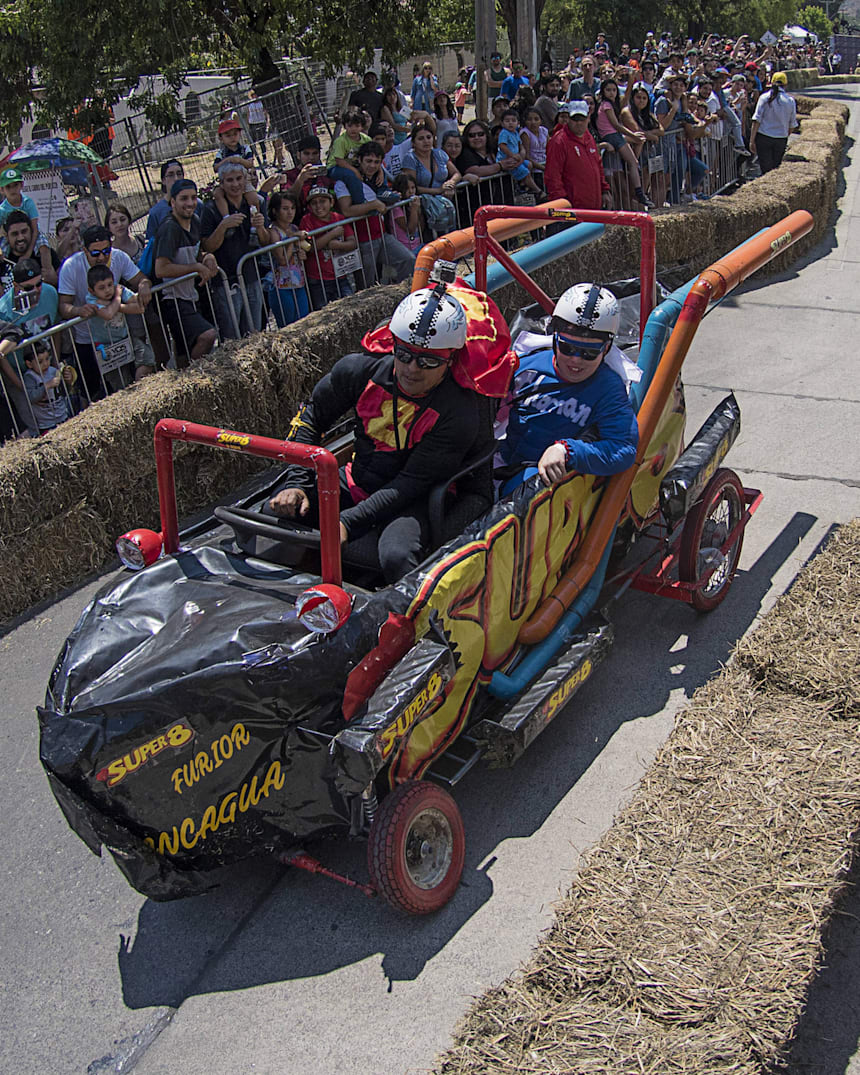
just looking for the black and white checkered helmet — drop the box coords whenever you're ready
[389,285,467,350]
[552,283,619,339]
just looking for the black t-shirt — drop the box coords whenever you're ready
[454,146,493,173]
[153,214,202,300]
[284,350,481,538]
[199,198,255,284]
[348,88,385,121]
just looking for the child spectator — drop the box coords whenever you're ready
[211,118,264,221]
[282,135,328,213]
[390,175,425,253]
[265,192,311,328]
[299,185,358,309]
[326,110,372,204]
[496,110,542,195]
[454,72,469,122]
[85,264,156,382]
[521,109,548,176]
[56,217,83,263]
[595,79,653,207]
[23,340,73,433]
[0,167,38,242]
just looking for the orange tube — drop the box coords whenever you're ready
[518,209,814,645]
[411,199,572,291]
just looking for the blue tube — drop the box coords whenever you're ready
[487,226,774,701]
[464,222,605,295]
[631,226,771,412]
[487,534,614,700]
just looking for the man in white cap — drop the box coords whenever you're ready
[497,283,638,494]
[268,284,487,580]
[544,102,611,209]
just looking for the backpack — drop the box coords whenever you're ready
[137,236,157,282]
[420,193,457,234]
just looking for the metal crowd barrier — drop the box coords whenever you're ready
[601,129,740,209]
[234,173,515,330]
[0,268,239,444]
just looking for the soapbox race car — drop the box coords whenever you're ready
[39,206,813,914]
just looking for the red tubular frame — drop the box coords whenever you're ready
[472,206,657,344]
[154,418,343,586]
[627,488,763,601]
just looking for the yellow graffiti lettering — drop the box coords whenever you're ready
[170,722,249,794]
[194,750,213,776]
[149,762,285,856]
[260,760,286,798]
[239,775,261,813]
[159,828,180,856]
[217,792,238,827]
[397,471,612,782]
[180,817,199,850]
[197,805,219,842]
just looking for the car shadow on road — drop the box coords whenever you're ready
[116,510,817,1010]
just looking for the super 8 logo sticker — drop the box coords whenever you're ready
[96,722,194,788]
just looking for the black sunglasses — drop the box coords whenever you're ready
[554,333,606,359]
[18,280,42,292]
[87,244,112,257]
[393,344,451,369]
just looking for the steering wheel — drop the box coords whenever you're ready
[214,505,322,549]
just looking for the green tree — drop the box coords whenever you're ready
[539,0,797,56]
[795,3,835,38]
[0,0,459,145]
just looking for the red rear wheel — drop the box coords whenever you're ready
[679,468,745,612]
[368,780,465,915]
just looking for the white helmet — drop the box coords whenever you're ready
[389,285,467,351]
[552,283,620,339]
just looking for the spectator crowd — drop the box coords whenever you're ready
[0,27,828,444]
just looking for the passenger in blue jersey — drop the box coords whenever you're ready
[497,283,638,494]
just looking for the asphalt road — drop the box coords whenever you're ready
[2,84,859,1075]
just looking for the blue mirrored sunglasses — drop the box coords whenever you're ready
[553,333,606,360]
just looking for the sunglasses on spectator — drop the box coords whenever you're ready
[87,244,112,257]
[554,333,606,359]
[393,344,453,369]
[18,280,42,292]
[467,130,486,137]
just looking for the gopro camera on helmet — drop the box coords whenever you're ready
[429,260,457,284]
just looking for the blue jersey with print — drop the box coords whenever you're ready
[499,347,638,477]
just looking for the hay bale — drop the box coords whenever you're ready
[736,520,860,715]
[435,522,860,1075]
[436,667,860,1074]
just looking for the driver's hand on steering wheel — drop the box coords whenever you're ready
[269,487,310,517]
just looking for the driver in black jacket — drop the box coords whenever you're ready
[269,284,482,581]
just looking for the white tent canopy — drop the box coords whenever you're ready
[783,23,819,43]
